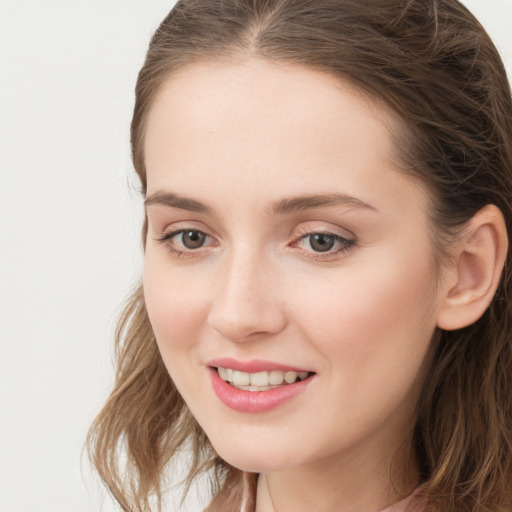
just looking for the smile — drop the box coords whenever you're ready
[216,367,311,391]
[207,360,316,413]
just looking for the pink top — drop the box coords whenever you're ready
[208,474,422,512]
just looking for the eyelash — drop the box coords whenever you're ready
[155,228,356,260]
[156,229,215,259]
[290,231,355,261]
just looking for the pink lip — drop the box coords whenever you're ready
[207,357,311,373]
[208,367,315,413]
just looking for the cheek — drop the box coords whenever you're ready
[278,253,437,452]
[291,249,437,388]
[143,254,210,361]
[143,254,216,412]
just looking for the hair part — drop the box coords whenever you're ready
[88,1,512,510]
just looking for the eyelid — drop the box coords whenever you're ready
[292,222,355,240]
[157,228,217,245]
[154,223,219,258]
[153,218,213,234]
[289,222,357,260]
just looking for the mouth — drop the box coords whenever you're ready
[207,358,316,412]
[214,366,314,392]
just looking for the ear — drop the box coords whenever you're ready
[436,204,508,331]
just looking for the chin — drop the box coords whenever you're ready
[206,433,307,473]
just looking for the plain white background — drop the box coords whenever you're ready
[0,1,511,511]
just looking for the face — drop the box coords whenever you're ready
[143,59,446,474]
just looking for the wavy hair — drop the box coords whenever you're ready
[88,1,512,510]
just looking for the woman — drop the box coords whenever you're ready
[88,1,512,510]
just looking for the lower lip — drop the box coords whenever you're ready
[209,367,314,413]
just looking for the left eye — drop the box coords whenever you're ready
[308,233,337,252]
[298,232,354,253]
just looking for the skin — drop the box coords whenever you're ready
[142,59,453,512]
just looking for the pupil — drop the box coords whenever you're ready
[183,231,205,249]
[310,233,334,252]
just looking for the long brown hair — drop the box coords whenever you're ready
[88,1,512,510]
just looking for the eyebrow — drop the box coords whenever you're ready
[144,191,377,215]
[144,192,212,214]
[271,193,378,214]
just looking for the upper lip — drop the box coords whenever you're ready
[206,357,313,373]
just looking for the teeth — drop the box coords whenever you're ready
[269,370,284,385]
[217,367,311,389]
[284,371,298,384]
[233,370,251,386]
[235,384,276,391]
[250,371,269,386]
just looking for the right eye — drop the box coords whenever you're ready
[157,229,216,255]
[176,230,207,249]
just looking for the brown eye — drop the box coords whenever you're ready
[308,233,336,252]
[181,230,206,249]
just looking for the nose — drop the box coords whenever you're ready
[207,248,287,343]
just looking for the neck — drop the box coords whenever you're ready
[255,434,419,512]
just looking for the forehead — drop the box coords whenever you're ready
[144,59,395,166]
[143,58,426,216]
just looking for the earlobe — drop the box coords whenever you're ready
[436,204,508,331]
